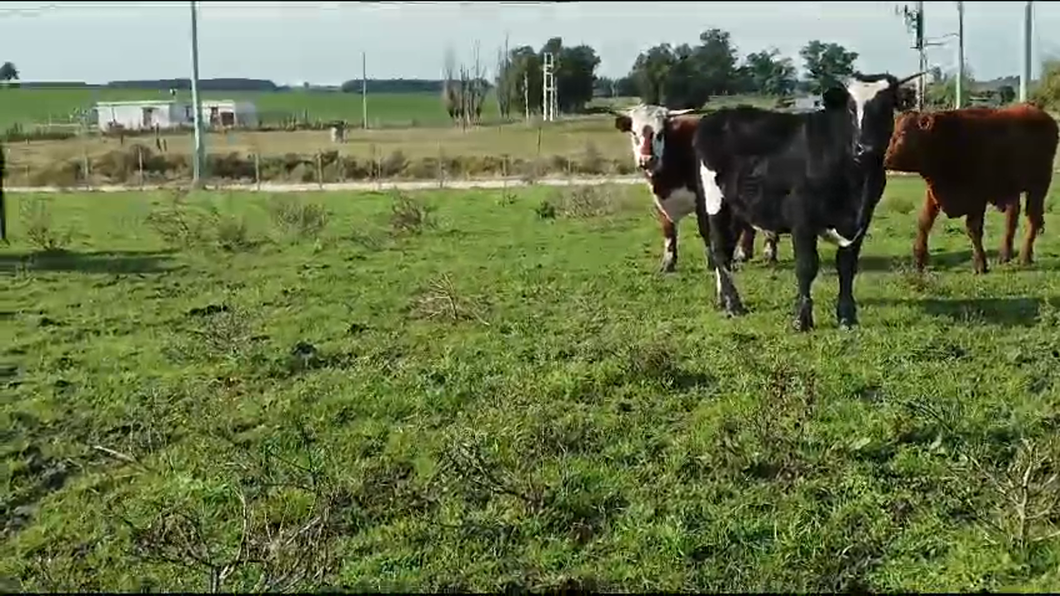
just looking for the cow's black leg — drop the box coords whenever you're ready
[708,205,746,316]
[835,236,865,330]
[791,230,819,332]
[694,188,744,315]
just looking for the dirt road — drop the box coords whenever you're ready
[2,172,919,194]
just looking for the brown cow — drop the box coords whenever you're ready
[884,104,1059,273]
[613,104,778,272]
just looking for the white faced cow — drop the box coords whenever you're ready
[613,104,778,273]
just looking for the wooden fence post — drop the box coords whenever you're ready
[138,147,145,188]
[82,148,90,189]
[254,152,261,191]
[316,152,323,190]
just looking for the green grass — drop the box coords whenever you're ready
[4,178,1060,591]
[0,88,502,130]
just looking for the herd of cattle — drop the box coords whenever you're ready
[612,71,1060,331]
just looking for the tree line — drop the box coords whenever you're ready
[441,29,864,122]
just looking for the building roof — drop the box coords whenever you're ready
[95,100,180,106]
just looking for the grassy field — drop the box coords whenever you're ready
[4,118,623,172]
[0,87,502,131]
[5,178,1060,591]
[0,91,781,186]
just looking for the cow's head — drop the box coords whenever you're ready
[838,71,927,161]
[613,104,696,174]
[883,111,934,173]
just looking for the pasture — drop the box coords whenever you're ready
[0,87,501,131]
[4,178,1060,591]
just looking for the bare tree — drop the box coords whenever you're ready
[441,45,459,123]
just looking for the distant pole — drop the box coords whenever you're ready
[189,0,205,186]
[361,52,368,129]
[1020,1,1033,102]
[956,1,964,108]
[0,140,6,242]
[916,1,926,111]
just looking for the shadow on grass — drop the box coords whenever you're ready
[751,249,1060,274]
[862,295,1060,327]
[0,249,178,274]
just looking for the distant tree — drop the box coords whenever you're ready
[553,41,601,112]
[625,29,744,108]
[613,75,638,97]
[997,84,1016,105]
[629,44,677,105]
[1032,59,1060,109]
[742,48,797,96]
[594,76,616,98]
[799,40,859,93]
[925,63,974,108]
[0,61,19,83]
[692,28,739,96]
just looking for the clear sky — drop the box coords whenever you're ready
[0,1,1054,85]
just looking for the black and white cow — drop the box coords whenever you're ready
[692,72,925,331]
[613,104,778,272]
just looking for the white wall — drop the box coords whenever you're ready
[95,103,183,132]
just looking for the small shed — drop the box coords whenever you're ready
[200,100,258,127]
[792,94,823,112]
[94,100,190,132]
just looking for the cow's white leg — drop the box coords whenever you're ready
[657,207,678,273]
[655,188,697,273]
[697,163,745,316]
[762,231,778,264]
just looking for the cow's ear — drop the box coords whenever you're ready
[821,87,848,110]
[917,113,935,131]
[614,115,633,133]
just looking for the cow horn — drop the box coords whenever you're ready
[897,71,928,86]
[666,108,696,117]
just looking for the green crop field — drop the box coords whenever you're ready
[0,87,502,130]
[5,178,1060,591]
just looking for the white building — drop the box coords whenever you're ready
[200,100,258,127]
[93,98,258,132]
[94,100,191,132]
[792,94,823,112]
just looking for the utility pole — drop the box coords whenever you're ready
[189,0,205,186]
[362,52,368,129]
[1020,1,1033,102]
[956,1,965,108]
[542,52,556,122]
[915,1,925,110]
[899,2,927,110]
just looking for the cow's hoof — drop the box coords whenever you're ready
[792,303,814,332]
[659,260,677,274]
[733,247,749,263]
[999,251,1013,264]
[837,303,857,330]
[720,298,747,317]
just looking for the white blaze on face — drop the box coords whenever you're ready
[623,104,670,172]
[845,78,891,133]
